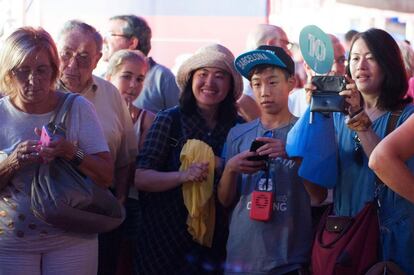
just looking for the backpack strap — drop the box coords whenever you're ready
[385,110,402,137]
[167,107,183,148]
[163,107,185,172]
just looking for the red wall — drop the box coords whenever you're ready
[146,16,267,68]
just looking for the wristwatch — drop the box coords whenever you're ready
[71,147,85,166]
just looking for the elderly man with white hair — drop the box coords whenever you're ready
[57,19,137,275]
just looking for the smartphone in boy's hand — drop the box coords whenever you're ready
[247,140,269,161]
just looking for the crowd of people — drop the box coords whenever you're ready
[0,14,414,275]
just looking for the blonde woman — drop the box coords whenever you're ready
[106,49,155,149]
[106,49,155,274]
[0,27,112,275]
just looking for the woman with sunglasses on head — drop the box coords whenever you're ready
[327,28,414,273]
[0,27,112,275]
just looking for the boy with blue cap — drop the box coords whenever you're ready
[218,46,326,275]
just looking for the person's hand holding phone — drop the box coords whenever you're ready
[226,149,266,175]
[247,140,268,161]
[35,126,68,163]
[7,140,42,169]
[39,126,53,147]
[253,136,286,159]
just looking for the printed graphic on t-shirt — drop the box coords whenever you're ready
[275,157,296,169]
[246,194,288,212]
[245,156,297,214]
[257,177,272,191]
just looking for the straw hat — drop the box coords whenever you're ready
[176,43,243,100]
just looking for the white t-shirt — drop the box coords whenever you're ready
[288,88,308,117]
[77,75,137,170]
[0,94,108,252]
[242,78,253,97]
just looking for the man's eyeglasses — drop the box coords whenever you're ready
[105,32,130,39]
[284,41,294,51]
[334,56,346,65]
[276,39,294,51]
[60,50,92,68]
[12,66,52,81]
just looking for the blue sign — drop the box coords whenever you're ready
[299,25,334,74]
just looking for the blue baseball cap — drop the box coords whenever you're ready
[234,45,295,79]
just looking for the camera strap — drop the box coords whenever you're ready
[264,161,270,191]
[251,160,274,221]
[253,158,272,192]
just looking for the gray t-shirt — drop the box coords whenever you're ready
[0,94,108,252]
[133,58,179,113]
[224,118,312,275]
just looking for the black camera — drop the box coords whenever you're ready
[247,140,269,161]
[310,75,347,113]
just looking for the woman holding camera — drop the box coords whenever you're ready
[323,28,414,273]
[0,27,112,275]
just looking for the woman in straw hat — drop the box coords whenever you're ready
[134,44,243,274]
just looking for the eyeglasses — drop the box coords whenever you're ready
[60,50,92,68]
[276,39,294,51]
[104,32,130,39]
[12,65,52,81]
[284,41,294,51]
[334,56,346,65]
